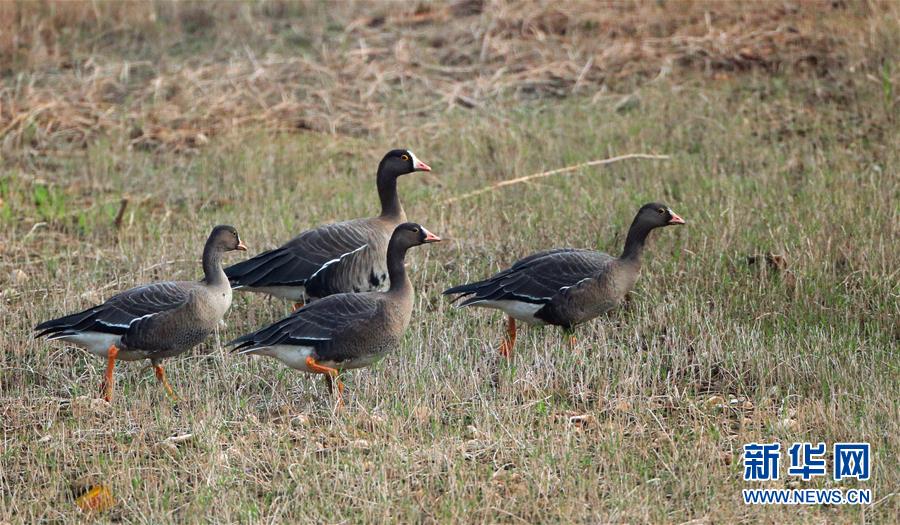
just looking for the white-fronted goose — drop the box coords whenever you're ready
[225,149,431,308]
[230,222,441,404]
[443,202,685,359]
[35,225,247,401]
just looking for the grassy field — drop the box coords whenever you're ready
[1,2,898,523]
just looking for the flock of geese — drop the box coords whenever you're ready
[35,149,685,405]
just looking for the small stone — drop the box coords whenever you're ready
[776,418,798,431]
[567,414,596,428]
[152,441,179,456]
[71,396,111,416]
[349,439,371,451]
[9,269,27,284]
[705,396,727,409]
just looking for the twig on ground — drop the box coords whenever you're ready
[113,198,129,230]
[443,153,670,204]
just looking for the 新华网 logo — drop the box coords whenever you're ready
[741,442,872,505]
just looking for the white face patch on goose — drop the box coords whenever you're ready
[407,150,421,168]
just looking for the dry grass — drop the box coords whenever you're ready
[1,0,897,156]
[1,1,899,523]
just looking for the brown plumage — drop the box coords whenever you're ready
[230,222,441,405]
[35,225,247,401]
[225,149,431,304]
[443,202,685,359]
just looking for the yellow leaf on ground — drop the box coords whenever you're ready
[75,485,115,513]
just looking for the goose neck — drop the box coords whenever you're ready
[202,242,227,286]
[377,170,403,219]
[621,220,653,262]
[386,241,411,294]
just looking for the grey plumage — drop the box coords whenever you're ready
[230,223,440,394]
[226,217,393,300]
[446,249,613,307]
[231,289,401,370]
[444,203,686,331]
[36,281,211,360]
[225,149,431,302]
[34,225,247,399]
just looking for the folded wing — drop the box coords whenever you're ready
[443,249,613,307]
[35,281,194,339]
[229,292,380,352]
[224,220,372,289]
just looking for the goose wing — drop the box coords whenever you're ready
[229,292,380,352]
[444,249,613,306]
[225,219,374,289]
[35,281,195,338]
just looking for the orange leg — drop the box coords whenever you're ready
[153,364,179,402]
[497,316,517,360]
[292,301,305,312]
[306,356,344,406]
[99,345,119,402]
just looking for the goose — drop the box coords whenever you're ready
[230,222,441,405]
[34,225,247,401]
[225,149,431,308]
[443,203,685,359]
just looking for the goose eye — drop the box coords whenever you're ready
[411,227,419,233]
[657,208,666,214]
[401,154,409,161]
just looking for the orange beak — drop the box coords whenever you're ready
[414,160,431,172]
[236,240,248,251]
[422,227,441,243]
[668,211,685,225]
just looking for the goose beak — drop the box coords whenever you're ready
[408,150,431,172]
[236,241,248,251]
[422,228,441,243]
[668,210,686,225]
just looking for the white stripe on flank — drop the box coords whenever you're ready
[126,312,157,328]
[307,244,368,282]
[558,277,592,292]
[96,321,130,329]
[93,311,155,331]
